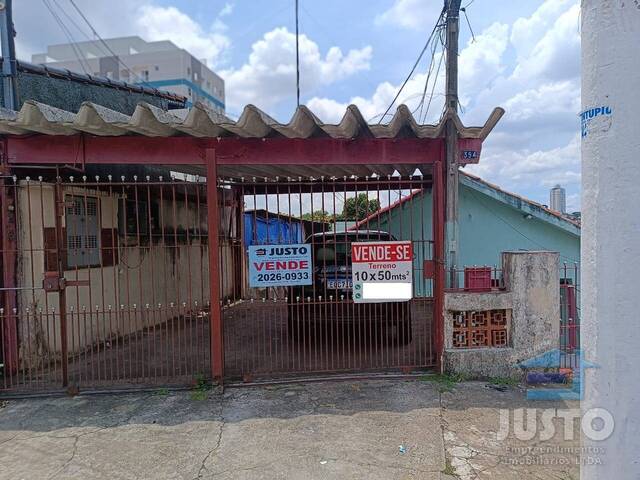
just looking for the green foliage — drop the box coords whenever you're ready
[300,210,333,222]
[338,194,381,221]
[190,374,210,401]
[421,373,468,393]
[442,458,459,477]
[489,376,520,387]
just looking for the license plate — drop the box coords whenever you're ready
[327,279,352,289]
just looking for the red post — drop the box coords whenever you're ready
[432,160,446,372]
[0,172,19,376]
[206,149,224,383]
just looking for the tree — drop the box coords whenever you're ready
[339,194,381,221]
[300,210,332,222]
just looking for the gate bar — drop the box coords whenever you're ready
[206,148,224,382]
[53,179,69,387]
[433,159,445,371]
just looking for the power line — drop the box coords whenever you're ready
[377,5,446,124]
[461,7,476,43]
[41,0,92,75]
[67,0,152,87]
[414,26,446,123]
[295,0,300,107]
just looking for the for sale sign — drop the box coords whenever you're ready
[351,241,413,303]
[248,244,313,288]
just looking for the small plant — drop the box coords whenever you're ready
[489,376,520,387]
[421,373,468,393]
[442,458,459,477]
[154,388,169,396]
[190,374,210,401]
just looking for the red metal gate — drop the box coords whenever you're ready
[1,174,213,392]
[1,169,445,391]
[217,173,441,381]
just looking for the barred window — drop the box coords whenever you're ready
[65,196,101,268]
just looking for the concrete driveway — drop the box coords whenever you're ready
[0,379,580,479]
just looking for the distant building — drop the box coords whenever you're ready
[32,36,225,113]
[550,184,566,213]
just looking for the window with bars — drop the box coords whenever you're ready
[452,309,511,348]
[65,196,101,268]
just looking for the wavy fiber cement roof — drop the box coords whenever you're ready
[0,100,504,140]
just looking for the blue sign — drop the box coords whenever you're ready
[248,244,313,288]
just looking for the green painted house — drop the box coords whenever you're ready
[355,171,580,281]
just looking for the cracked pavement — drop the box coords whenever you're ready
[0,380,580,479]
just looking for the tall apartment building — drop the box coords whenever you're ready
[32,36,225,113]
[550,184,567,214]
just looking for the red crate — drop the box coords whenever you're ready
[464,266,493,292]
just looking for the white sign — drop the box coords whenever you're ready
[351,241,413,303]
[248,244,312,288]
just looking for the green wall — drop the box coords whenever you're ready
[369,180,580,279]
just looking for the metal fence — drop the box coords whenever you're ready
[218,176,438,381]
[560,262,580,368]
[1,175,213,392]
[1,172,442,391]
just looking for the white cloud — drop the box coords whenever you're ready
[15,0,232,68]
[310,0,581,208]
[137,5,231,67]
[375,0,443,30]
[307,21,509,124]
[466,135,581,197]
[221,27,372,112]
[511,4,580,82]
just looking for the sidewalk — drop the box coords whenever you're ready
[0,379,580,479]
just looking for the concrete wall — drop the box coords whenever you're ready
[443,251,560,378]
[14,182,220,367]
[8,71,174,114]
[370,181,580,272]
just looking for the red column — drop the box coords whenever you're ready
[1,174,19,377]
[432,160,446,371]
[206,149,224,383]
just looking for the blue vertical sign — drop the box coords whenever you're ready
[248,244,313,288]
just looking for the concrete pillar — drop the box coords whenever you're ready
[581,1,640,477]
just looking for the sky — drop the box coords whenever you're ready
[14,0,581,211]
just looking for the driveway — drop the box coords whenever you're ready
[0,379,580,479]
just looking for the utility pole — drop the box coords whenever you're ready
[444,0,461,287]
[295,0,300,107]
[0,0,17,110]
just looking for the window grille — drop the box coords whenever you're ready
[65,196,101,267]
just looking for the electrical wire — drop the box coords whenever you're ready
[461,7,476,43]
[51,0,121,62]
[415,27,446,123]
[377,5,447,124]
[295,0,300,107]
[67,0,152,87]
[41,0,92,75]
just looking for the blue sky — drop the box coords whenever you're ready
[15,0,581,210]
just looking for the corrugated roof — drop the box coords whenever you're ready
[0,100,504,139]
